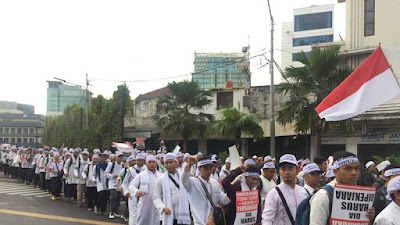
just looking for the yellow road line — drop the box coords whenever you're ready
[0,209,122,225]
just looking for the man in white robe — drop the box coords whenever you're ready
[181,155,230,225]
[374,176,400,225]
[129,155,160,225]
[153,153,191,225]
[260,162,276,210]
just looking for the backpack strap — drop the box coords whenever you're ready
[197,177,216,208]
[275,187,295,225]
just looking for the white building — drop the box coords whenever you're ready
[281,4,335,72]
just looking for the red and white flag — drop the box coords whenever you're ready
[315,46,400,121]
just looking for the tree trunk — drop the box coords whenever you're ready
[310,127,322,160]
[183,138,188,153]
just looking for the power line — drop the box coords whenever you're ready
[90,51,268,84]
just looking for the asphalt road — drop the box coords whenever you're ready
[0,174,126,225]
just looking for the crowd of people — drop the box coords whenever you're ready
[0,141,400,225]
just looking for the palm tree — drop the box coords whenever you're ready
[276,45,354,156]
[156,80,214,152]
[210,107,264,150]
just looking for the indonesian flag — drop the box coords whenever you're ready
[315,46,400,121]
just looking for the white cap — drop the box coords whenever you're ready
[82,150,89,155]
[176,152,183,157]
[244,159,255,165]
[301,159,310,167]
[183,153,190,161]
[252,155,258,159]
[377,160,390,172]
[264,155,272,162]
[109,153,115,159]
[386,176,400,200]
[53,152,60,157]
[225,157,231,163]
[326,165,335,178]
[136,153,145,160]
[303,163,322,175]
[385,168,400,177]
[116,152,123,157]
[68,149,74,153]
[127,155,135,162]
[196,152,203,156]
[164,153,177,162]
[92,154,99,159]
[365,161,375,169]
[146,155,157,162]
[159,153,165,158]
[263,162,275,169]
[93,149,101,154]
[279,154,298,167]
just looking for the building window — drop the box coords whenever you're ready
[292,52,310,61]
[294,11,332,31]
[0,128,2,134]
[11,138,15,144]
[29,128,35,134]
[4,128,9,134]
[17,128,22,134]
[24,128,28,134]
[17,138,21,143]
[23,138,28,144]
[364,0,375,36]
[11,128,15,134]
[217,91,233,109]
[293,35,333,47]
[29,138,35,144]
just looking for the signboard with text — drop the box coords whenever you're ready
[330,184,376,225]
[234,190,259,225]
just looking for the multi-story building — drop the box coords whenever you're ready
[0,101,45,147]
[46,81,91,116]
[192,52,248,90]
[281,4,335,71]
[318,0,400,164]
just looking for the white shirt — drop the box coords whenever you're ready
[105,161,124,190]
[262,182,308,225]
[74,158,90,184]
[153,172,180,219]
[304,184,315,196]
[219,166,230,180]
[181,170,230,225]
[49,160,64,178]
[309,179,337,225]
[374,201,400,225]
[82,162,96,187]
[260,175,277,208]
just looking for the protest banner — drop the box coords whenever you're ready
[172,145,181,154]
[228,145,242,170]
[330,184,376,225]
[234,190,259,225]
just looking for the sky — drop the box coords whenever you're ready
[0,0,345,115]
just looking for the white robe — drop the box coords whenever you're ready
[181,170,230,225]
[153,172,180,222]
[261,182,308,225]
[260,175,277,209]
[129,169,160,225]
[374,201,400,225]
[123,167,138,225]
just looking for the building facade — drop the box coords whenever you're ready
[47,81,90,116]
[0,101,45,147]
[192,52,248,90]
[319,0,400,165]
[281,4,335,71]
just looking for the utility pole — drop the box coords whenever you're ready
[267,0,275,158]
[85,74,89,127]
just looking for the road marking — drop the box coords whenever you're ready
[0,209,122,225]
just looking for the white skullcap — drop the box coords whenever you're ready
[183,153,190,161]
[164,153,177,162]
[53,152,60,157]
[62,148,68,152]
[176,152,183,157]
[196,152,203,156]
[264,155,272,162]
[93,149,100,153]
[303,163,322,175]
[116,152,123,157]
[386,176,400,200]
[146,155,157,162]
[92,154,99,159]
[252,155,258,159]
[263,162,275,169]
[377,160,390,172]
[244,159,255,165]
[136,153,145,160]
[159,153,165,158]
[225,157,231,163]
[365,161,375,169]
[279,154,298,167]
[127,155,135,162]
[82,150,89,155]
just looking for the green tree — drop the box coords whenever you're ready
[276,45,354,156]
[210,107,264,149]
[111,83,132,142]
[156,80,214,152]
